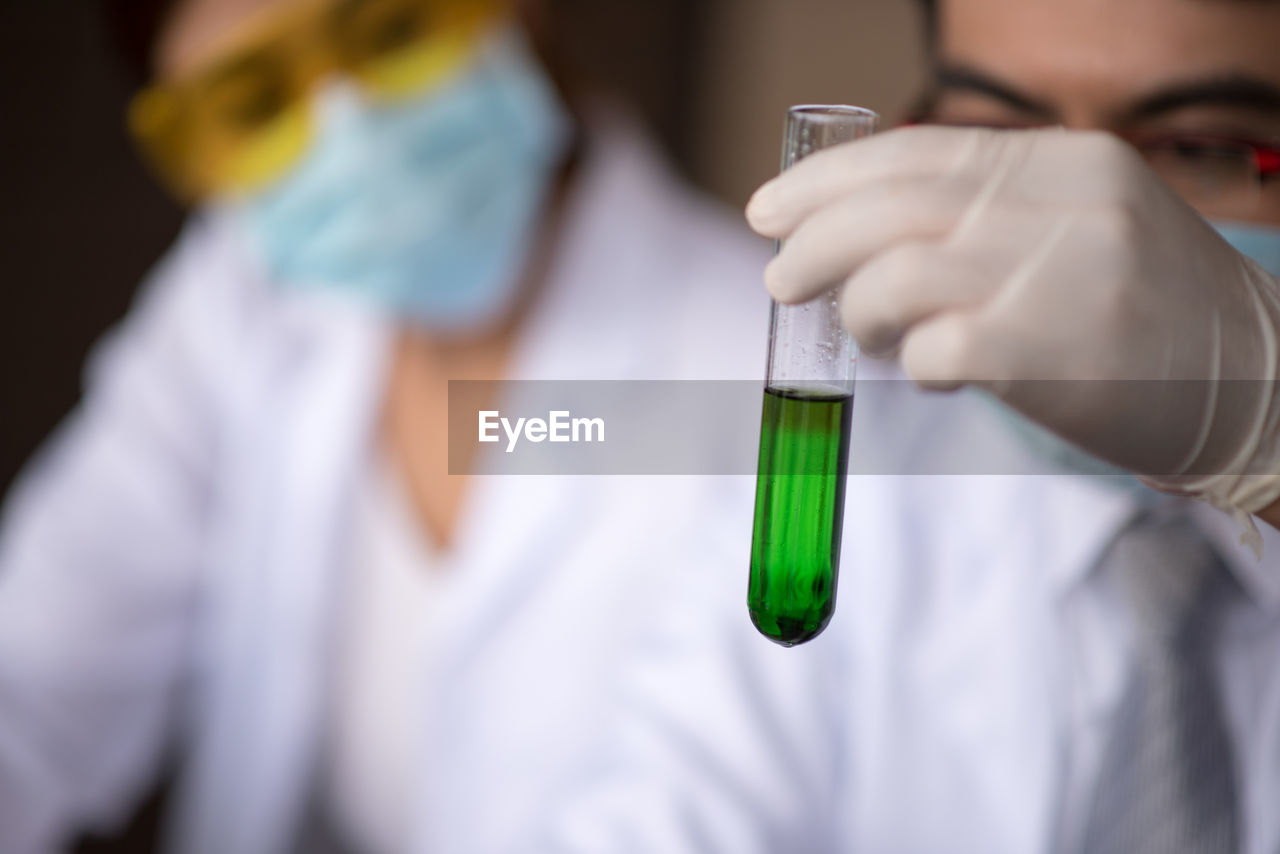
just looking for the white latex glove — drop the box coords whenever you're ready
[747,125,1280,541]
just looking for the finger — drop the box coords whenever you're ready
[764,177,970,304]
[747,125,1003,238]
[899,312,1007,391]
[839,242,995,356]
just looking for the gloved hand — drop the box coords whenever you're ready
[747,125,1280,535]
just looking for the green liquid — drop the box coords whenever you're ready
[748,387,853,647]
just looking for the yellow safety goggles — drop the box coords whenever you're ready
[129,0,506,202]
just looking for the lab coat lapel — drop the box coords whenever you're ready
[250,303,390,852]
[177,295,389,854]
[430,475,585,676]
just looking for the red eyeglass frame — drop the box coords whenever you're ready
[1116,131,1280,179]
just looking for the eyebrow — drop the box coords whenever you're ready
[929,64,1280,126]
[1125,74,1280,122]
[930,64,1058,120]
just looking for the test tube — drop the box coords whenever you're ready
[749,105,878,647]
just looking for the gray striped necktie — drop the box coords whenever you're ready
[1082,513,1240,854]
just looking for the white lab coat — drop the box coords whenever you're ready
[539,374,1280,854]
[0,116,771,854]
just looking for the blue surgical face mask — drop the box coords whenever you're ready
[978,218,1280,493]
[1213,220,1280,277]
[232,27,572,331]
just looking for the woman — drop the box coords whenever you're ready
[0,0,767,852]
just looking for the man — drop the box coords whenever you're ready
[541,0,1280,851]
[754,0,1280,536]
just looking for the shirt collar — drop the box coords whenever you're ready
[1192,501,1280,612]
[1043,478,1280,613]
[1038,476,1140,599]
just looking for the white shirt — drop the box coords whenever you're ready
[541,375,1280,854]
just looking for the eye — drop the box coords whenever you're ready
[365,6,431,54]
[1139,138,1254,182]
[333,0,434,62]
[1164,140,1248,165]
[224,81,291,129]
[203,55,293,131]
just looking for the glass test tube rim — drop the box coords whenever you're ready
[785,104,880,123]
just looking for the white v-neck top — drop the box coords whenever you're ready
[324,457,451,854]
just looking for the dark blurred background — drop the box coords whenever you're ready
[0,0,183,495]
[0,0,922,849]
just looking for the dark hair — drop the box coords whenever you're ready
[98,0,179,83]
[918,0,938,50]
